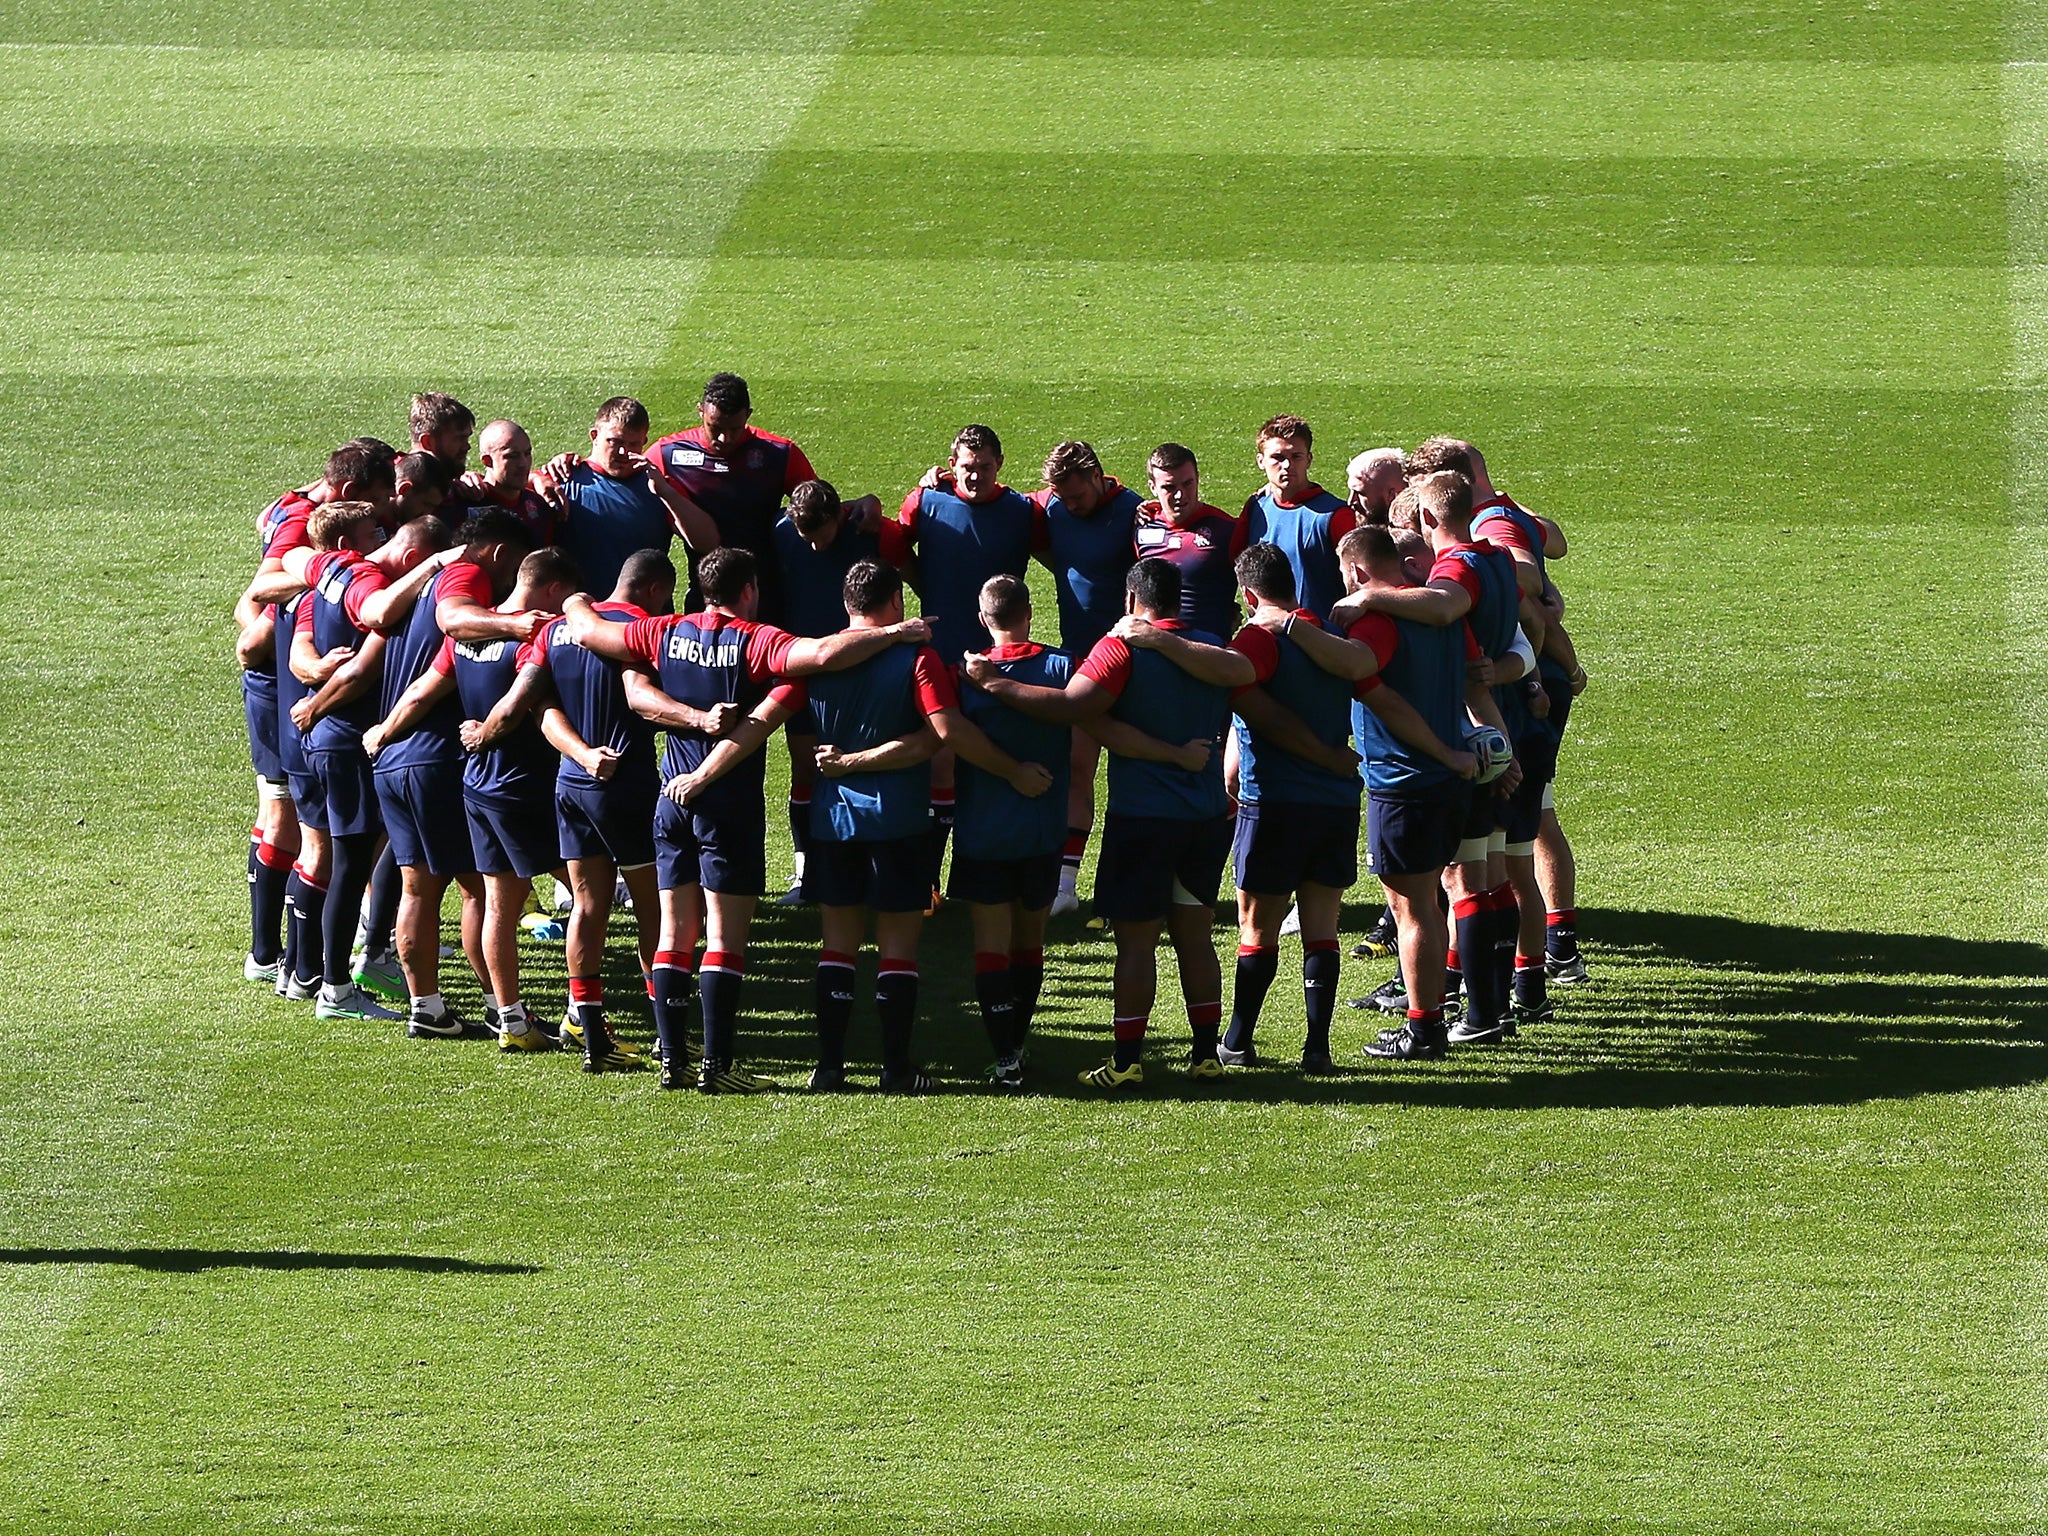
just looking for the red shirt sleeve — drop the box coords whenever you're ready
[431,637,456,676]
[1483,518,1538,556]
[1428,552,1484,605]
[1228,506,1252,557]
[617,615,669,668]
[436,559,496,609]
[1462,622,1483,661]
[1078,635,1134,698]
[264,507,312,560]
[339,563,390,628]
[294,596,315,636]
[783,442,816,492]
[876,518,913,568]
[897,489,923,540]
[1329,504,1358,542]
[1229,625,1281,687]
[911,646,958,714]
[769,679,808,713]
[1030,499,1050,553]
[517,618,558,672]
[1346,613,1398,672]
[747,623,798,682]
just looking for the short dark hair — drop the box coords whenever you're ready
[1411,469,1473,529]
[518,547,580,592]
[1407,436,1474,479]
[595,396,650,433]
[979,574,1031,630]
[952,424,1003,461]
[701,372,751,413]
[1338,524,1401,569]
[843,558,903,618]
[1234,542,1297,606]
[395,449,454,497]
[1256,414,1313,452]
[457,506,533,554]
[1126,557,1181,616]
[1043,440,1102,484]
[394,513,453,555]
[409,392,474,442]
[325,440,396,497]
[1148,442,1198,476]
[618,548,677,599]
[787,479,841,537]
[697,546,759,607]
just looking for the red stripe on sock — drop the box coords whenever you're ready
[1546,908,1576,926]
[1407,1008,1443,1024]
[568,976,603,1004]
[702,949,743,974]
[1445,946,1460,969]
[1011,947,1044,967]
[1451,895,1484,921]
[1237,943,1279,958]
[790,789,811,807]
[930,790,955,808]
[256,840,295,870]
[973,951,1009,974]
[878,957,917,977]
[291,863,328,893]
[653,949,690,970]
[1305,938,1340,954]
[1516,955,1542,970]
[1188,1000,1222,1028]
[818,949,856,970]
[1111,1014,1149,1041]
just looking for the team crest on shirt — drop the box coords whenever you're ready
[746,449,766,470]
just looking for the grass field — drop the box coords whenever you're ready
[2,0,2045,1530]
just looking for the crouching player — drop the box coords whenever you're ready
[967,559,1252,1087]
[567,546,937,1093]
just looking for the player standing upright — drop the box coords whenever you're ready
[459,419,557,546]
[409,392,475,477]
[1236,415,1356,620]
[546,397,719,597]
[1033,441,1141,916]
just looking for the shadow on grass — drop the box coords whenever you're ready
[498,899,2048,1112]
[0,1248,538,1274]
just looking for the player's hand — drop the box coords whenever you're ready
[662,772,697,805]
[1248,604,1292,633]
[815,745,854,778]
[459,719,485,752]
[917,464,944,492]
[888,617,932,645]
[845,494,883,530]
[1173,738,1213,773]
[1468,655,1495,689]
[960,653,997,686]
[1007,761,1055,798]
[503,609,548,642]
[1111,615,1159,648]
[1446,748,1478,781]
[308,646,353,685]
[1317,743,1362,777]
[700,701,742,738]
[1499,757,1524,796]
[289,697,318,732]
[582,745,622,782]
[362,725,386,758]
[1568,663,1589,697]
[541,452,583,485]
[1525,681,1551,719]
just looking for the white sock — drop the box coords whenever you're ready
[499,1001,529,1033]
[411,992,445,1018]
[792,850,807,881]
[320,981,348,1004]
[1058,865,1078,895]
[480,991,500,1014]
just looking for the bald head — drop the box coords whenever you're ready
[477,419,533,491]
[1346,448,1407,521]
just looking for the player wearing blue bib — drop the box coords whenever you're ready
[966,559,1254,1089]
[770,478,909,905]
[1235,414,1358,622]
[542,397,719,599]
[1033,442,1142,912]
[571,546,935,1094]
[899,425,1048,899]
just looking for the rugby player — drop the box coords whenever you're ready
[769,478,904,904]
[965,558,1253,1088]
[545,398,719,597]
[1346,447,1407,524]
[360,509,545,1040]
[1032,441,1141,916]
[1236,415,1356,620]
[409,392,475,476]
[566,545,936,1093]
[287,510,456,1023]
[458,419,557,546]
[899,424,1046,896]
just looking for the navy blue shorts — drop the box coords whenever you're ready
[1462,779,1502,841]
[375,759,474,876]
[1497,733,1558,849]
[307,746,381,841]
[804,835,930,913]
[1365,780,1470,880]
[1540,669,1574,739]
[244,669,283,783]
[1094,813,1232,924]
[655,796,767,896]
[1233,799,1360,896]
[948,849,1062,910]
[556,775,657,869]
[466,792,560,880]
[288,768,328,834]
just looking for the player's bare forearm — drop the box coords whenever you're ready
[246,559,305,607]
[1286,617,1382,682]
[236,601,275,671]
[622,669,729,735]
[1543,616,1581,673]
[1366,583,1466,626]
[828,724,942,774]
[536,704,593,762]
[472,667,550,748]
[375,667,456,746]
[930,709,1023,778]
[783,622,914,676]
[436,599,528,643]
[686,707,789,794]
[358,553,449,632]
[972,673,1099,724]
[1127,625,1256,689]
[1464,678,1511,739]
[304,634,386,720]
[1234,687,1356,777]
[654,479,720,551]
[1082,714,1195,766]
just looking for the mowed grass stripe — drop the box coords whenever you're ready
[0,148,2006,266]
[0,0,2004,61]
[0,51,2000,157]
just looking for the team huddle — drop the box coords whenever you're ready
[232,375,1591,1093]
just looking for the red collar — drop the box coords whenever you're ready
[1268,482,1327,509]
[985,641,1043,661]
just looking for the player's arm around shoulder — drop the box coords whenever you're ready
[1111,615,1255,689]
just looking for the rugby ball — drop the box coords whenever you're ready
[1467,725,1513,784]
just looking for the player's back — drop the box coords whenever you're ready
[450,636,555,806]
[804,644,935,843]
[1233,620,1359,809]
[903,480,1039,662]
[1242,486,1349,620]
[303,553,385,751]
[1040,482,1140,654]
[635,611,791,814]
[1101,627,1231,821]
[1436,539,1531,740]
[376,565,484,771]
[955,644,1073,861]
[1353,614,1468,797]
[531,602,655,789]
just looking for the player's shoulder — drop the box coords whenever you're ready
[745,425,801,452]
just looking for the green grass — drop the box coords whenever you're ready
[1,1,2043,1531]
